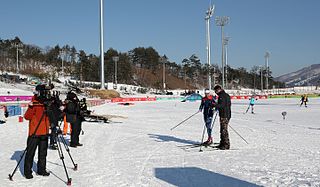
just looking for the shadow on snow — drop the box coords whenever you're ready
[155,167,261,187]
[10,150,37,176]
[148,134,199,145]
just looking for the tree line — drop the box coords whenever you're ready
[0,36,284,89]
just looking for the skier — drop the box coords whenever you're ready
[199,88,216,145]
[24,95,50,179]
[213,85,231,150]
[248,96,256,114]
[300,95,308,107]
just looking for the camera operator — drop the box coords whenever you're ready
[47,91,63,150]
[23,86,51,179]
[65,91,83,148]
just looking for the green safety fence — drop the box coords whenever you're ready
[156,97,184,101]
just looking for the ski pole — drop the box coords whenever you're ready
[244,104,250,114]
[210,111,219,129]
[170,111,200,131]
[229,125,249,144]
[199,124,206,152]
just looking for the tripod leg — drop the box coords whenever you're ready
[9,111,47,181]
[59,134,78,170]
[8,149,27,181]
[55,135,72,185]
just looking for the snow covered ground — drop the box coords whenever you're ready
[1,98,320,186]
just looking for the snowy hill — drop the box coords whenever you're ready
[275,64,320,87]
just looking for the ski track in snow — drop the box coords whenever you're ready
[1,98,320,186]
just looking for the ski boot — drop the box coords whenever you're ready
[202,137,213,146]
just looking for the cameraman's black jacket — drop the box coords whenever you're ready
[65,100,81,123]
[215,90,231,120]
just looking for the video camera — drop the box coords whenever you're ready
[34,84,63,124]
[35,83,54,101]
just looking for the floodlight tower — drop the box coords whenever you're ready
[205,4,215,90]
[260,65,264,92]
[265,51,270,91]
[15,43,22,74]
[100,0,105,89]
[112,56,119,89]
[223,36,230,89]
[159,56,167,91]
[60,49,65,77]
[215,16,230,88]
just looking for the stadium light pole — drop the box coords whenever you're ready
[223,36,230,89]
[260,66,264,92]
[159,56,167,91]
[15,43,22,74]
[215,16,230,89]
[100,0,105,89]
[112,56,119,89]
[264,51,270,92]
[205,4,214,90]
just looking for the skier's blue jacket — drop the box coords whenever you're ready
[249,97,255,105]
[199,95,216,118]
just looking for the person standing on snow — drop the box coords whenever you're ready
[300,95,308,107]
[65,91,83,148]
[213,85,231,150]
[24,95,51,179]
[199,88,216,145]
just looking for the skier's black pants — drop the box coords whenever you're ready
[24,135,48,175]
[250,104,254,113]
[70,119,82,145]
[300,101,307,107]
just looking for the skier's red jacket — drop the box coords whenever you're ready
[24,96,50,136]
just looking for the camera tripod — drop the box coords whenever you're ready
[8,103,78,186]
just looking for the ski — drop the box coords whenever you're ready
[179,143,219,150]
[178,142,219,147]
[181,144,237,152]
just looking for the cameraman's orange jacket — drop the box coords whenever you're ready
[24,96,50,136]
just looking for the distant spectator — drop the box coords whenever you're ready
[300,95,308,107]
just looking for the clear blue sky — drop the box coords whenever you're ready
[1,0,320,76]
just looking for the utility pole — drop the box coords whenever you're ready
[100,0,105,89]
[265,51,270,92]
[112,56,119,89]
[215,16,230,89]
[205,4,214,90]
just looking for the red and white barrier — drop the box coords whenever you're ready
[111,97,156,103]
[230,95,268,100]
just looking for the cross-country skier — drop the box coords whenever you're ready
[248,96,256,114]
[213,85,231,150]
[199,88,216,145]
[300,95,308,107]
